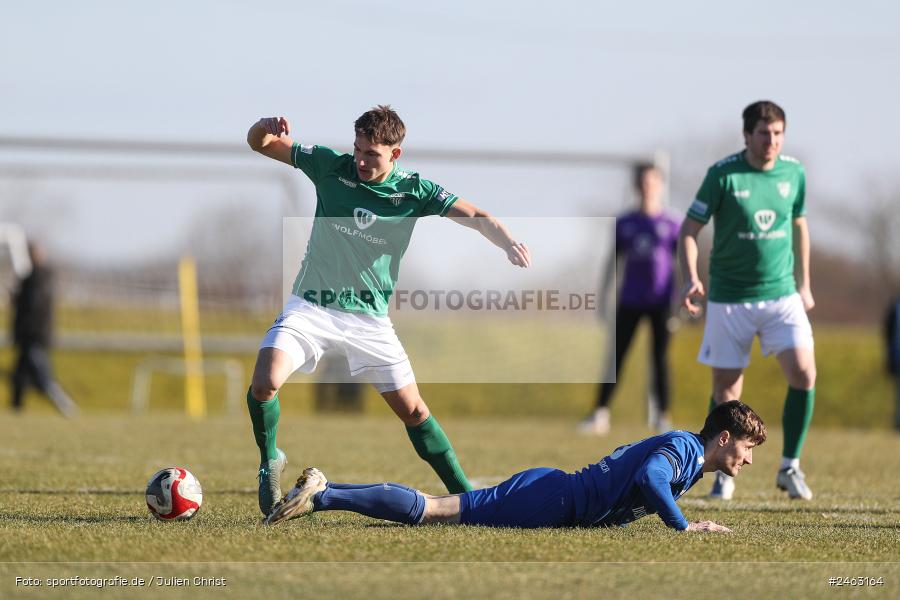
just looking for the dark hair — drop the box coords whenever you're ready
[742,100,786,134]
[632,162,662,190]
[700,400,767,445]
[354,105,406,146]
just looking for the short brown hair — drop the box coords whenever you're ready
[700,400,767,445]
[742,100,786,133]
[354,105,406,146]
[632,162,661,189]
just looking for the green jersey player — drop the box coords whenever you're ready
[245,106,531,517]
[678,100,816,501]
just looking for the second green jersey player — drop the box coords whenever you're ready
[678,100,816,501]
[245,106,532,517]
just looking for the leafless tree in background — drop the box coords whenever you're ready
[861,186,900,298]
[181,198,282,305]
[0,182,75,254]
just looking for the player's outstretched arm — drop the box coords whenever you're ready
[686,520,732,533]
[446,200,531,267]
[247,117,295,165]
[677,217,706,316]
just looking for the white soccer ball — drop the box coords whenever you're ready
[145,467,203,521]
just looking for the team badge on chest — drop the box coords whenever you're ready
[354,208,377,230]
[777,181,792,199]
[754,209,776,232]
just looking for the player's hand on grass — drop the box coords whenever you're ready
[686,520,732,533]
[681,279,706,317]
[506,241,531,268]
[798,285,815,312]
[258,117,291,137]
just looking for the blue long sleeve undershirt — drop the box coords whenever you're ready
[636,453,689,530]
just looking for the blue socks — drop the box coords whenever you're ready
[312,482,426,525]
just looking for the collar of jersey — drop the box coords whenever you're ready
[740,149,784,175]
[354,161,403,189]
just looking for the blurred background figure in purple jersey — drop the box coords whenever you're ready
[579,163,680,435]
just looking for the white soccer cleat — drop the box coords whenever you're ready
[776,467,813,500]
[264,467,328,526]
[577,407,611,436]
[709,471,735,500]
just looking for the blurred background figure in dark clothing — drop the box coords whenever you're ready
[886,296,900,431]
[10,241,78,417]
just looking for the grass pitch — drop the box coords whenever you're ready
[1,413,898,599]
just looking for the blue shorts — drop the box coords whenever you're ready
[459,468,575,528]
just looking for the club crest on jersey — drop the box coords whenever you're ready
[354,208,377,230]
[777,181,792,198]
[754,209,776,232]
[387,193,404,206]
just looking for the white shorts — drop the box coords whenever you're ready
[260,295,415,393]
[698,293,814,369]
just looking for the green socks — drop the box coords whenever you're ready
[247,390,471,493]
[406,415,472,493]
[247,388,281,463]
[782,386,815,459]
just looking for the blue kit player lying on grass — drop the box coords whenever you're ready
[265,400,765,533]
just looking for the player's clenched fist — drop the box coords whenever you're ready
[258,117,291,137]
[681,279,706,317]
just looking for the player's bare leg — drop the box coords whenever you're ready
[711,368,744,404]
[776,347,816,391]
[249,347,294,515]
[381,382,430,426]
[775,347,816,499]
[421,494,462,524]
[382,382,472,493]
[709,368,744,499]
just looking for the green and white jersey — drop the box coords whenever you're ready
[290,143,458,316]
[687,151,806,303]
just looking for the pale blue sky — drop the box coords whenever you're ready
[1,1,898,264]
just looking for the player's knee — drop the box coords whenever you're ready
[393,394,429,426]
[793,366,816,390]
[250,381,278,402]
[400,403,430,426]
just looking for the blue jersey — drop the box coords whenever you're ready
[569,430,706,530]
[459,431,708,531]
